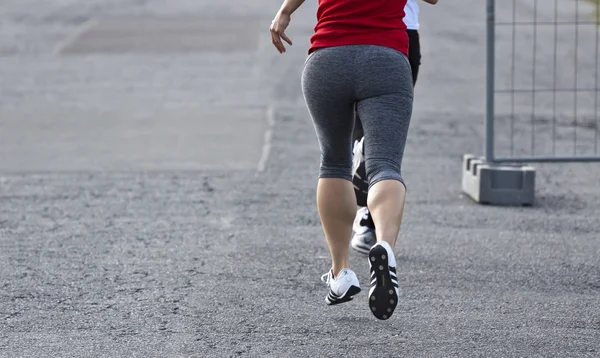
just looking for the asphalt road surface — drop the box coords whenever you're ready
[1,0,599,357]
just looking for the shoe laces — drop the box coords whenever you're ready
[321,270,332,284]
[321,269,351,284]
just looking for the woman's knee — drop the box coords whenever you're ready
[366,158,405,190]
[319,165,353,181]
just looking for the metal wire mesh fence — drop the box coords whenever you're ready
[487,0,600,163]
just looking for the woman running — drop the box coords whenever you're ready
[351,0,439,255]
[270,0,413,320]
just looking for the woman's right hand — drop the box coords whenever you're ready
[270,11,293,54]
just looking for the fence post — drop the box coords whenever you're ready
[485,0,495,163]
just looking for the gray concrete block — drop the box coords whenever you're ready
[462,154,536,206]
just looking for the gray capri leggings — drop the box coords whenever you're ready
[301,44,414,189]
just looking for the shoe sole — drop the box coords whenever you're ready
[368,245,398,320]
[325,285,361,306]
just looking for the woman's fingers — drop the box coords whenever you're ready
[270,30,285,53]
[280,32,293,46]
[270,14,292,53]
[270,23,285,53]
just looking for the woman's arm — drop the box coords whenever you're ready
[270,0,306,53]
[278,0,306,16]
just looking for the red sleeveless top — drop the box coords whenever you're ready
[309,0,409,56]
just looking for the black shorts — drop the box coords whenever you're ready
[352,29,421,143]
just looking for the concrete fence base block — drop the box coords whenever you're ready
[461,154,536,206]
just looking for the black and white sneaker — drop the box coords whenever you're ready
[321,268,361,305]
[351,207,376,255]
[352,137,368,208]
[367,242,399,320]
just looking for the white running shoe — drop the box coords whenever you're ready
[367,241,399,320]
[351,207,376,255]
[320,268,361,305]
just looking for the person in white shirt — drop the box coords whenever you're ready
[351,0,438,255]
[404,0,439,85]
